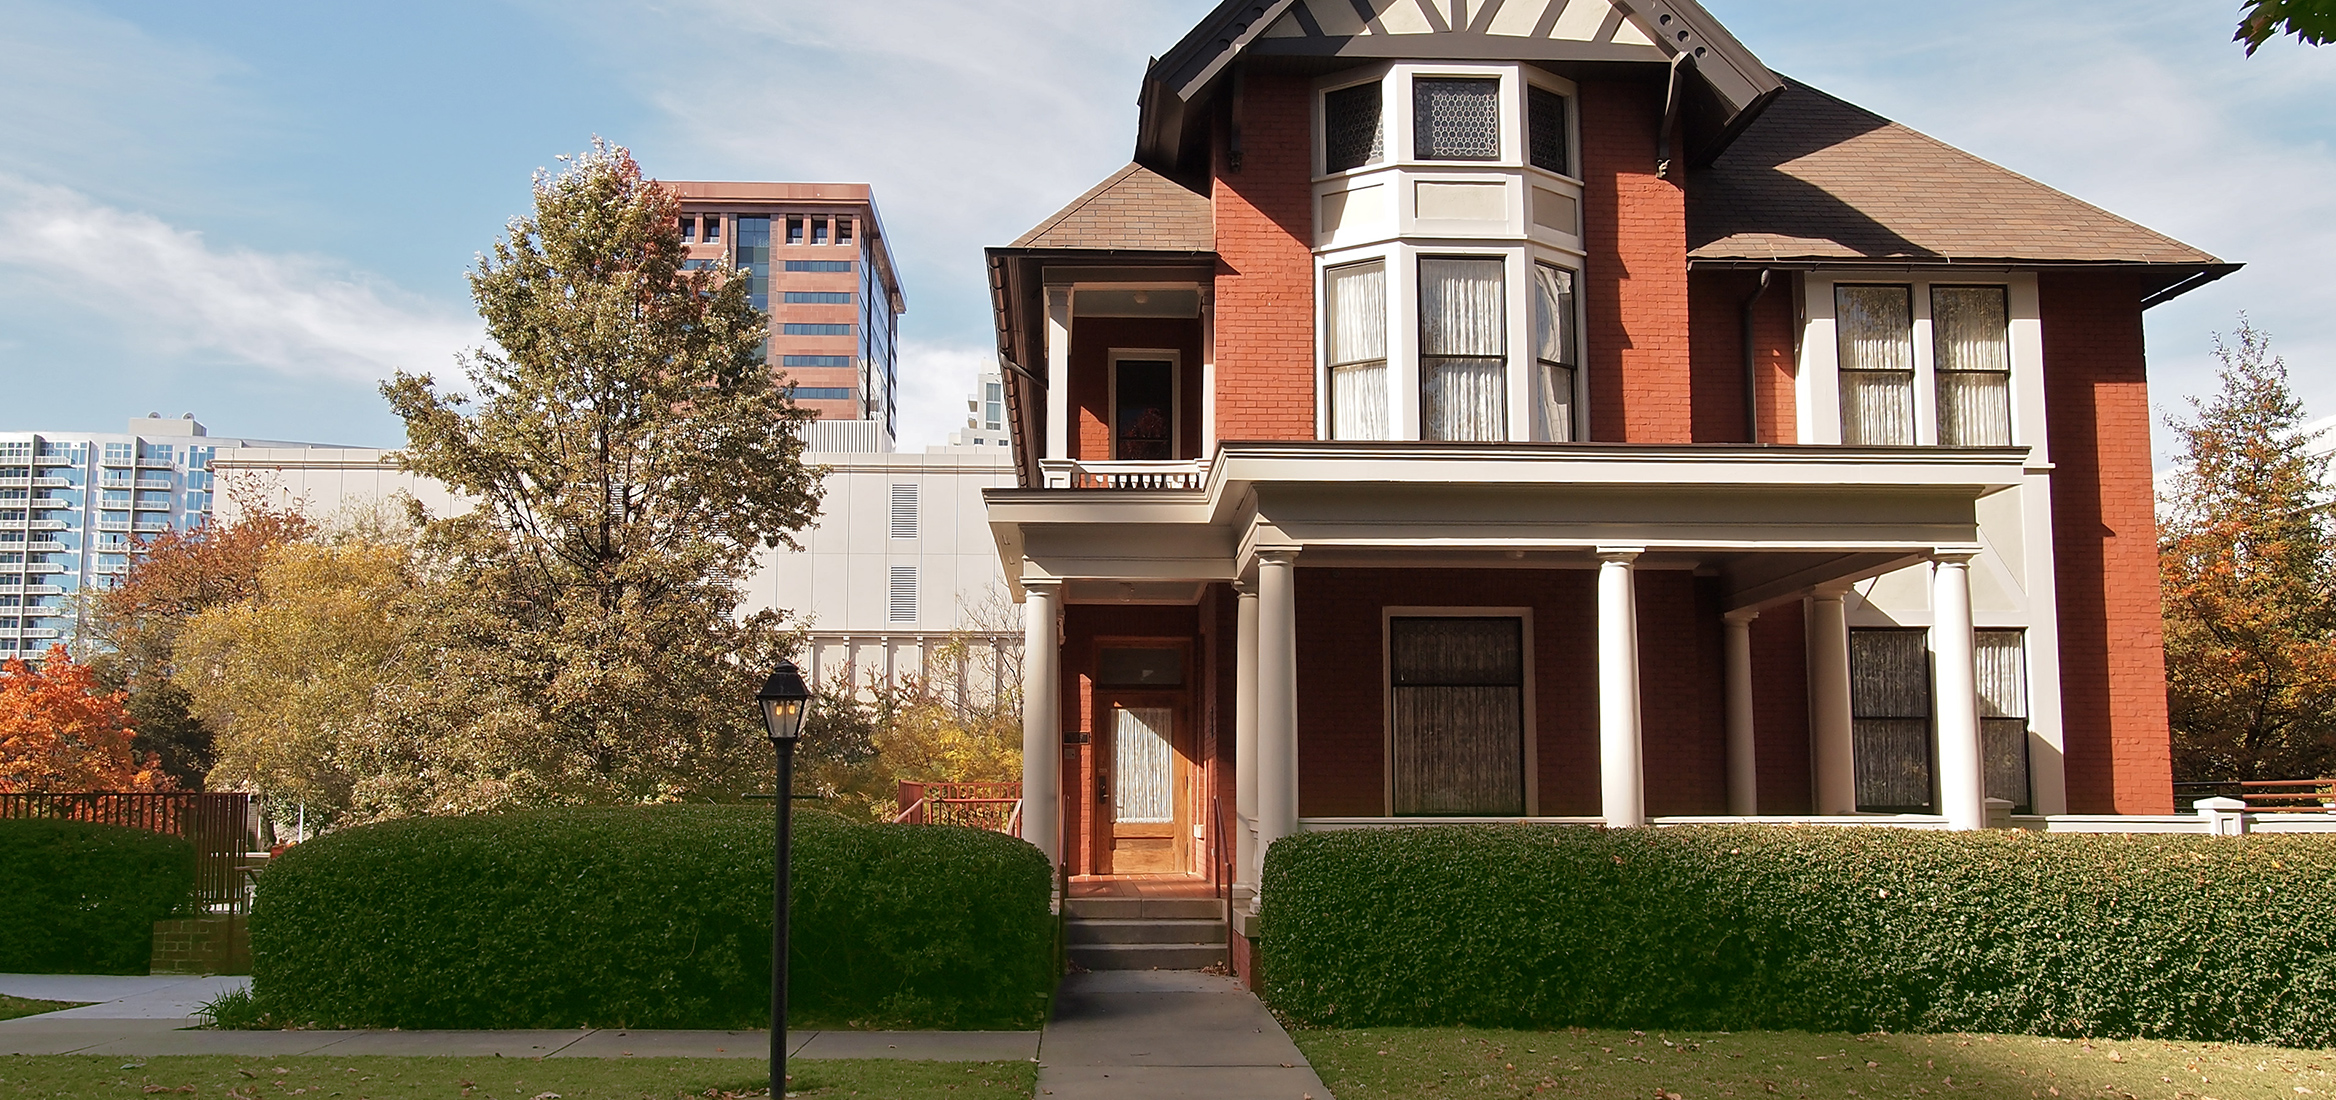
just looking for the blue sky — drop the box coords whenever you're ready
[0,1,2328,466]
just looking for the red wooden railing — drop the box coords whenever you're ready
[0,792,255,911]
[893,781,1022,833]
[2177,779,2336,813]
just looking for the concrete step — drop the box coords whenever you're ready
[1068,941,1228,971]
[1064,896,1224,920]
[1066,917,1228,945]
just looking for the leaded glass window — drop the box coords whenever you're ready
[1528,86,1569,174]
[1414,78,1500,160]
[1324,81,1384,173]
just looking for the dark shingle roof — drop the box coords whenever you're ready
[1010,164,1213,251]
[1689,80,2223,267]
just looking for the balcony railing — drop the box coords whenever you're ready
[133,522,172,533]
[132,500,171,511]
[1039,458,1210,491]
[135,478,172,490]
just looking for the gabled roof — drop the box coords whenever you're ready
[1688,80,2231,288]
[1010,164,1214,251]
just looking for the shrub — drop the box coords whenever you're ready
[1259,824,2336,1046]
[0,818,196,974]
[249,805,1053,1030]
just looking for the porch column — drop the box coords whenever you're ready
[1597,548,1645,828]
[1018,577,1063,864]
[1723,608,1759,817]
[1931,550,1986,830]
[1254,551,1300,891]
[1234,581,1260,899]
[1808,585,1857,815]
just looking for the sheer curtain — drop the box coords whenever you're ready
[1326,261,1389,440]
[1421,257,1507,441]
[1112,707,1175,824]
[1933,286,2012,446]
[1836,285,1914,445]
[1390,618,1525,815]
[1530,263,1576,442]
[1974,629,2030,810]
[1850,629,1932,812]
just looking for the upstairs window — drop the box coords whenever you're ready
[1835,281,2014,447]
[1419,257,1507,441]
[786,217,805,245]
[812,218,830,245]
[837,218,854,245]
[1836,285,1915,446]
[1530,263,1577,442]
[1324,81,1385,172]
[679,216,698,242]
[1414,78,1500,161]
[702,216,721,243]
[1527,86,1570,174]
[1933,286,2012,446]
[1326,260,1389,440]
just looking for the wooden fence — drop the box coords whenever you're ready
[893,781,1021,833]
[0,792,255,912]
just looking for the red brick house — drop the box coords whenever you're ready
[982,0,2230,964]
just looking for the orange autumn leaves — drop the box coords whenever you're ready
[0,644,173,792]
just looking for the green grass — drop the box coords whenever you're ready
[0,1056,1035,1100]
[0,995,78,1022]
[1293,1025,2336,1099]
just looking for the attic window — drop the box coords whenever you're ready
[1324,81,1384,173]
[1414,78,1500,161]
[1527,86,1570,174]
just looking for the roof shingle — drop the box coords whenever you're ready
[1011,164,1214,251]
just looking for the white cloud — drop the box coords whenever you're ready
[0,175,479,386]
[893,338,1000,449]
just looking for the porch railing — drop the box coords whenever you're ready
[1039,459,1209,491]
[0,792,256,913]
[893,781,1023,833]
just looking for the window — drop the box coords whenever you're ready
[1112,358,1176,460]
[783,323,853,336]
[1976,630,2031,812]
[703,216,721,243]
[783,355,852,368]
[1326,260,1389,440]
[1527,85,1570,174]
[1836,285,1915,446]
[141,443,172,463]
[793,387,853,400]
[1414,78,1500,160]
[786,260,853,273]
[1324,81,1384,172]
[1530,263,1577,442]
[1850,629,1932,813]
[735,216,771,311]
[983,381,1004,430]
[1420,257,1506,441]
[785,292,853,304]
[679,216,698,242]
[888,483,918,539]
[0,443,27,459]
[1933,286,2012,446]
[101,489,130,507]
[1389,617,1525,815]
[812,218,830,245]
[888,566,917,623]
[786,217,805,245]
[837,218,854,245]
[1098,647,1184,687]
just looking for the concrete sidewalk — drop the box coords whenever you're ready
[1035,972,1329,1100]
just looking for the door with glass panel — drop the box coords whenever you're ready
[1112,359,1176,460]
[1389,617,1527,816]
[1099,698,1188,874]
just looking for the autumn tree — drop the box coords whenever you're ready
[2239,0,2335,53]
[793,612,1024,822]
[2160,319,2336,781]
[374,140,822,814]
[84,500,314,787]
[0,644,171,792]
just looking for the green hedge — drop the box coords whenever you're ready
[0,818,196,974]
[1259,825,2336,1046]
[249,806,1054,1030]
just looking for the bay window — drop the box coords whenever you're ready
[1530,263,1576,442]
[1324,80,1385,173]
[1419,257,1508,442]
[1413,78,1501,160]
[1327,261,1390,440]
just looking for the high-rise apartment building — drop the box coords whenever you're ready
[666,182,906,450]
[0,415,338,655]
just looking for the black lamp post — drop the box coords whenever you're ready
[757,661,811,1099]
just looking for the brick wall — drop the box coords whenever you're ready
[1068,316,1206,461]
[1212,74,1318,441]
[2039,270,2173,814]
[1687,271,1799,443]
[1580,80,1692,444]
[149,916,249,976]
[1750,600,1812,813]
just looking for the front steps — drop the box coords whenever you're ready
[1065,896,1228,971]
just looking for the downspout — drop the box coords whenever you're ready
[1739,269,1774,444]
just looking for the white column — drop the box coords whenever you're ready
[1931,551,1985,831]
[1596,548,1645,828]
[1253,552,1300,895]
[1723,608,1759,817]
[1233,582,1260,899]
[1044,288,1072,462]
[1808,586,1857,816]
[1018,577,1063,863]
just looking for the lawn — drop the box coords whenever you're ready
[0,1056,1035,1100]
[0,996,78,1023]
[1293,1025,2336,1099]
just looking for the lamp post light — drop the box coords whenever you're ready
[757,661,811,1099]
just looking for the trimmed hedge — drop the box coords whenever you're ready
[249,806,1053,1030]
[0,818,196,974]
[1259,824,2336,1046]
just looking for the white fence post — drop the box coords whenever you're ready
[2194,796,2249,836]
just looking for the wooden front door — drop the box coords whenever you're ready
[1100,698,1188,874]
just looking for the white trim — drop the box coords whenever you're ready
[1381,605,1539,818]
[1105,348,1184,461]
[1045,288,1073,461]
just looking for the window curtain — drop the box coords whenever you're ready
[1975,629,2031,811]
[1933,286,2012,446]
[1390,618,1524,815]
[1421,257,1507,441]
[1530,263,1576,442]
[1850,629,1932,812]
[1327,261,1389,440]
[1112,707,1175,824]
[1837,285,1914,445]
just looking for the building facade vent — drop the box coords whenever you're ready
[888,566,917,623]
[888,483,918,539]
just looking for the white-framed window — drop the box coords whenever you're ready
[1976,629,2031,812]
[1849,627,1933,813]
[1805,273,2032,449]
[1420,256,1508,441]
[1106,349,1181,460]
[1383,608,1536,816]
[1326,260,1390,440]
[1322,79,1385,174]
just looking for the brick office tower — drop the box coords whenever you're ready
[982,0,2234,980]
[666,183,907,452]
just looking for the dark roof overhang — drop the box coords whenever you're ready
[1685,257,2244,309]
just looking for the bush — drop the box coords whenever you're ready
[1259,824,2336,1046]
[0,818,196,974]
[249,805,1054,1030]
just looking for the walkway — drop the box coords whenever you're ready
[1035,972,1328,1100]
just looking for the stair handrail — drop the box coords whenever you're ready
[890,797,927,825]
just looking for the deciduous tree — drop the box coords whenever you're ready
[0,644,171,792]
[2160,319,2336,781]
[2239,0,2336,53]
